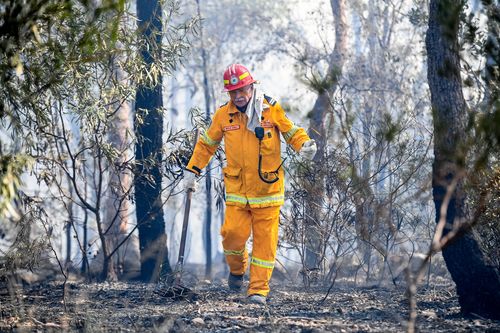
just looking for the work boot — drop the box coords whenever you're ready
[247,294,266,305]
[228,273,244,291]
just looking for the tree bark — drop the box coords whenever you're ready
[426,0,500,319]
[196,0,213,279]
[308,0,347,157]
[66,185,73,266]
[80,154,90,275]
[135,0,172,283]
[104,46,140,279]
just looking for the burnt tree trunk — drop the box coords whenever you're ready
[135,0,172,283]
[80,155,90,275]
[426,0,500,319]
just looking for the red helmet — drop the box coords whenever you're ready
[223,64,256,92]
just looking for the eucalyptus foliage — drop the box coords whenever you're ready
[0,0,199,279]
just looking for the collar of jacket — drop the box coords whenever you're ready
[225,101,239,115]
[225,100,271,115]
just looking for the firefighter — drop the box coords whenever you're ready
[184,63,317,304]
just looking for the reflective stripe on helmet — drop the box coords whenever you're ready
[239,72,250,80]
[250,256,275,269]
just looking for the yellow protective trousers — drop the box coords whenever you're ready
[221,204,280,297]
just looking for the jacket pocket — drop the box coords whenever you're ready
[254,168,283,195]
[223,166,242,193]
[260,130,276,156]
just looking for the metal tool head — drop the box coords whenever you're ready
[154,281,197,301]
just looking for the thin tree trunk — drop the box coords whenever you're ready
[104,48,140,279]
[308,0,347,156]
[196,0,213,279]
[304,0,347,273]
[66,185,73,266]
[426,0,500,319]
[81,152,90,275]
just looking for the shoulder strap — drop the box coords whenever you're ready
[264,94,277,106]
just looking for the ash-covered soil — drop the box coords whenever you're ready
[1,277,499,332]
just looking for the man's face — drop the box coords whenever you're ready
[228,84,253,108]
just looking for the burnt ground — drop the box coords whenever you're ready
[1,275,500,332]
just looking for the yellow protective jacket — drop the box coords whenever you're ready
[186,95,310,208]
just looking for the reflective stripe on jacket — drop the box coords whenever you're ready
[186,96,310,208]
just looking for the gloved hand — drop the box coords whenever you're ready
[300,140,317,161]
[183,170,198,192]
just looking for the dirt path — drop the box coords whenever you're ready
[1,279,499,332]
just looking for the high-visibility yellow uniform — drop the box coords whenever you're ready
[186,95,310,296]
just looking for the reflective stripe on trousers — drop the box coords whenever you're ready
[250,256,275,269]
[223,248,245,256]
[220,204,280,297]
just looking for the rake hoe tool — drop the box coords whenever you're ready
[154,129,199,301]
